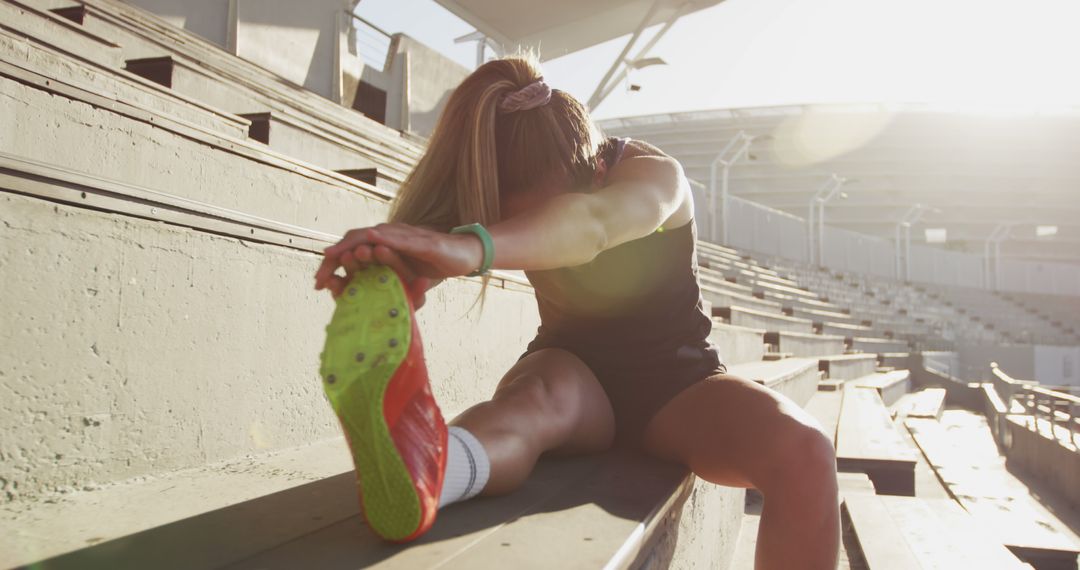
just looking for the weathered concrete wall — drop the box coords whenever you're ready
[0,187,537,502]
[1033,345,1080,388]
[0,75,371,238]
[958,344,1080,387]
[957,344,1035,383]
[669,482,744,569]
[125,0,230,48]
[234,0,352,100]
[124,0,359,103]
[386,35,470,137]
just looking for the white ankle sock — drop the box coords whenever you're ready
[439,426,491,508]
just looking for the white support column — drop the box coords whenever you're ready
[708,132,767,246]
[813,175,848,268]
[587,0,660,110]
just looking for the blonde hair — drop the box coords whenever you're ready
[389,54,602,231]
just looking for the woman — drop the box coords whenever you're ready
[314,55,839,569]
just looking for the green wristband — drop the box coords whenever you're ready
[450,223,494,277]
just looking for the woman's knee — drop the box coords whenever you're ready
[760,418,837,495]
[495,370,584,423]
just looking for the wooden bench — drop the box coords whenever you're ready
[902,388,946,419]
[906,416,1080,569]
[844,495,1029,569]
[836,386,918,496]
[14,445,746,570]
[855,370,912,407]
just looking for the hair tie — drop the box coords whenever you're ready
[498,79,552,114]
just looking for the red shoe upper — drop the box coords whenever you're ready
[382,292,447,542]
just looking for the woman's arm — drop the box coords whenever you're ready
[314,146,688,281]
[488,153,687,270]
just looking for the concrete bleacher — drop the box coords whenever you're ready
[1,2,837,566]
[8,1,1079,567]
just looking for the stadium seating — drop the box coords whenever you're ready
[3,1,1078,567]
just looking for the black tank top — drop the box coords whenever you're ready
[524,138,717,359]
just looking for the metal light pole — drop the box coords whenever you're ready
[983,223,1013,290]
[894,204,939,281]
[807,175,848,267]
[454,31,503,67]
[709,131,767,245]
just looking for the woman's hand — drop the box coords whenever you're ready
[314,224,482,302]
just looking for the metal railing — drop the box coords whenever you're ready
[350,14,393,72]
[991,363,1080,451]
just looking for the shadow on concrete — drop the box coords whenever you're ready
[28,451,688,570]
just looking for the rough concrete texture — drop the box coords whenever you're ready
[0,27,248,139]
[668,481,744,569]
[776,332,846,358]
[0,76,384,238]
[0,438,354,567]
[0,192,538,501]
[708,322,765,366]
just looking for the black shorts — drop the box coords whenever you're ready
[519,336,726,448]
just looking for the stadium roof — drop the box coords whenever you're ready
[431,0,724,60]
[599,104,1080,265]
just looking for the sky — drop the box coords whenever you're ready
[355,0,1080,120]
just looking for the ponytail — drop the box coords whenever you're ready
[387,55,600,307]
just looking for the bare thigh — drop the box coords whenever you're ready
[451,348,616,456]
[641,373,833,489]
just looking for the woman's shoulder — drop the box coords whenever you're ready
[617,138,670,160]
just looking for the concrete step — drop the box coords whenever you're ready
[764,330,846,358]
[906,414,1080,569]
[819,354,880,381]
[715,306,814,335]
[727,357,821,408]
[854,370,912,407]
[708,321,766,366]
[816,320,875,338]
[701,282,782,314]
[848,336,911,354]
[698,268,756,296]
[785,305,861,325]
[818,379,846,391]
[744,277,820,301]
[122,56,408,179]
[895,388,946,420]
[0,60,387,238]
[843,495,1029,569]
[0,439,356,569]
[65,0,423,175]
[805,390,844,443]
[1,0,122,68]
[0,25,249,140]
[219,453,743,570]
[836,386,918,496]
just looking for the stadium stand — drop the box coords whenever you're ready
[2,0,1079,568]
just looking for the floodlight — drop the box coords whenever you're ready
[628,57,667,69]
[925,228,948,243]
[1036,225,1058,237]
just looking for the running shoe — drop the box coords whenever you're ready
[319,265,447,542]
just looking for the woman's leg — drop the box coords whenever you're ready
[642,374,839,570]
[451,348,616,495]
